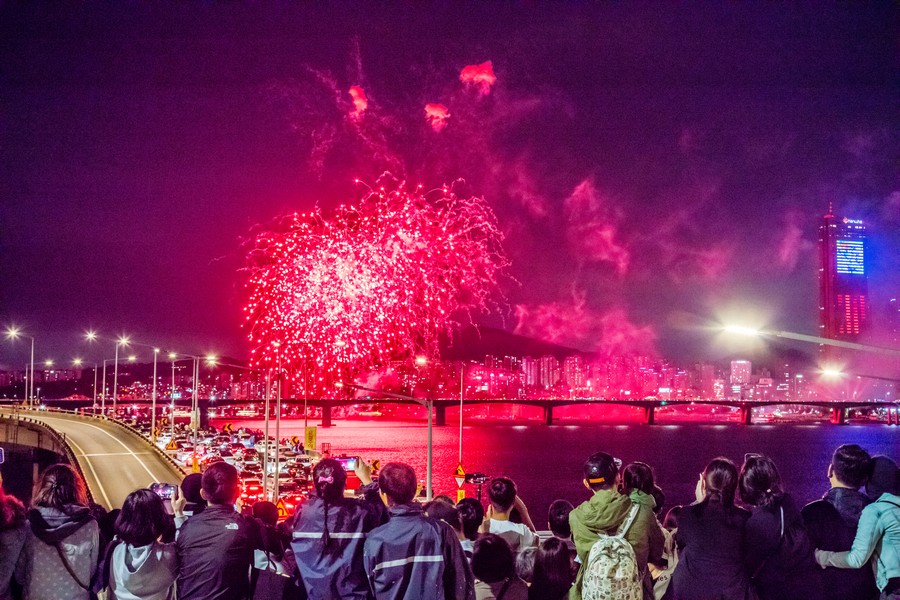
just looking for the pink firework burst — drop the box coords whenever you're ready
[242,174,508,392]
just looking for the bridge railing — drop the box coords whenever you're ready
[8,406,187,477]
[0,409,95,505]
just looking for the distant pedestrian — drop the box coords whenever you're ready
[740,453,823,600]
[292,457,381,599]
[484,477,538,554]
[802,444,878,600]
[176,462,262,600]
[23,464,101,600]
[363,462,475,600]
[0,471,27,600]
[106,488,183,600]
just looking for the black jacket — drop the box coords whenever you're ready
[801,488,879,600]
[670,501,755,600]
[175,504,263,600]
[744,494,823,600]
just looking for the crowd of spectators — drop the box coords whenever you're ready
[0,442,898,599]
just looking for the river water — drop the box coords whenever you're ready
[214,414,899,526]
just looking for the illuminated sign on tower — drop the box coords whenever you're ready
[819,208,868,345]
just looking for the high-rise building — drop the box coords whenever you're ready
[538,355,560,389]
[730,360,752,385]
[819,206,869,344]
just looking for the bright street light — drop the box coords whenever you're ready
[6,326,35,407]
[723,324,900,357]
[112,335,131,414]
[44,359,54,367]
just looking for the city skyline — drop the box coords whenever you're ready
[2,3,899,366]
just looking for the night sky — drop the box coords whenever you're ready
[2,3,898,367]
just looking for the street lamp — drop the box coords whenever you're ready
[151,348,160,443]
[5,326,35,407]
[169,352,177,440]
[338,380,435,501]
[112,335,131,415]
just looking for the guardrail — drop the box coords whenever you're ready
[2,406,187,478]
[0,409,96,505]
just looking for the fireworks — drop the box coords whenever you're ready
[242,175,508,392]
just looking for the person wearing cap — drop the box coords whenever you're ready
[568,452,659,600]
[815,455,900,599]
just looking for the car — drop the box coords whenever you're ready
[240,478,265,505]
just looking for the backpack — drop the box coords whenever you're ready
[582,504,642,600]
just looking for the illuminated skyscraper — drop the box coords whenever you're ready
[819,205,868,344]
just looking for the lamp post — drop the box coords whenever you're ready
[151,348,160,443]
[272,342,282,502]
[169,352,177,440]
[112,336,131,415]
[339,379,435,501]
[5,327,35,408]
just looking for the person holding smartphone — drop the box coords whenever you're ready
[292,457,383,599]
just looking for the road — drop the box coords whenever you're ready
[2,410,185,510]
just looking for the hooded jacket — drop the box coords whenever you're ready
[802,487,877,600]
[816,492,900,592]
[24,505,100,600]
[568,487,633,600]
[628,490,666,600]
[291,494,381,600]
[107,541,177,600]
[363,503,475,600]
[0,494,27,600]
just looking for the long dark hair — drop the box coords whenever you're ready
[702,457,738,508]
[530,537,574,600]
[313,458,346,552]
[32,464,88,510]
[739,454,784,508]
[115,489,169,546]
[621,462,655,495]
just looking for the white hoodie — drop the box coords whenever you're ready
[108,541,177,600]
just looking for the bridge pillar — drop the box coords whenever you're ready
[321,404,332,428]
[644,406,655,425]
[740,406,753,425]
[199,399,210,429]
[434,405,446,427]
[544,406,553,426]
[831,407,846,425]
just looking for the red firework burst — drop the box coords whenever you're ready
[242,174,508,393]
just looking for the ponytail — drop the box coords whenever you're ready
[312,458,347,555]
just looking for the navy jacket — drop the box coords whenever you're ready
[802,488,878,600]
[744,494,823,600]
[363,503,474,600]
[175,505,262,600]
[292,495,381,600]
[671,501,754,600]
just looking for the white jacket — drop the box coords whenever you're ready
[108,541,177,600]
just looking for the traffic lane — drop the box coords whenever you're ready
[25,414,184,510]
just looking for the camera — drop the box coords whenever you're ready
[151,482,177,500]
[336,457,358,471]
[465,472,489,485]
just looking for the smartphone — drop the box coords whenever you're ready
[337,457,358,471]
[151,482,177,500]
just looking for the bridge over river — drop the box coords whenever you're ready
[13,396,899,427]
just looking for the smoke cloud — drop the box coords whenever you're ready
[514,288,656,356]
[564,179,630,275]
[459,61,497,95]
[424,103,451,132]
[348,85,368,120]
